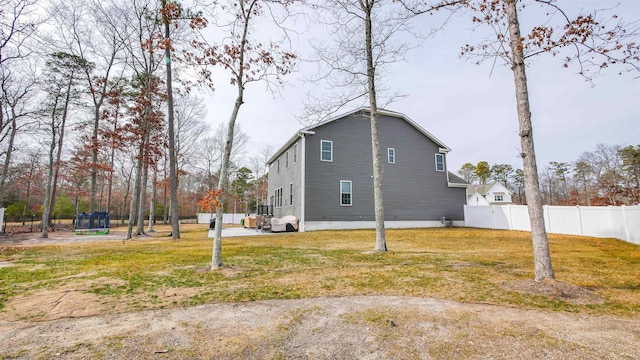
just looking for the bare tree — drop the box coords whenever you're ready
[0,0,43,203]
[194,0,297,269]
[0,64,39,202]
[303,0,464,251]
[462,0,640,280]
[40,52,90,238]
[50,0,127,214]
[174,93,208,174]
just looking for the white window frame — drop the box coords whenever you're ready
[435,153,445,172]
[285,150,289,168]
[388,148,395,164]
[289,182,294,206]
[277,158,280,173]
[321,140,333,162]
[293,143,298,163]
[340,180,352,206]
[495,194,504,202]
[275,187,283,208]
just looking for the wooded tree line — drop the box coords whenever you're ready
[458,143,640,206]
[0,0,275,237]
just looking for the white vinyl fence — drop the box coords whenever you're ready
[464,205,640,245]
[197,213,246,225]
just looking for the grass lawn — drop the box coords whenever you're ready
[1,224,639,318]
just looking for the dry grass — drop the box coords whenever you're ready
[1,224,639,320]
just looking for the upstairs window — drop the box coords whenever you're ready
[277,158,280,173]
[321,140,333,162]
[340,180,352,206]
[435,153,445,172]
[293,143,298,163]
[495,194,504,202]
[285,150,289,168]
[388,148,395,164]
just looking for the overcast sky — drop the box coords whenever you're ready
[201,1,639,174]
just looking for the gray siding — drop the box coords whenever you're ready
[304,112,465,221]
[267,139,302,219]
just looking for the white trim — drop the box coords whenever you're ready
[321,140,333,162]
[285,150,289,168]
[387,148,395,164]
[340,180,352,206]
[293,143,298,163]
[435,153,445,172]
[303,220,462,232]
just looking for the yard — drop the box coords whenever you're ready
[1,225,639,358]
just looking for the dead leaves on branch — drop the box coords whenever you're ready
[461,0,640,78]
[198,189,223,212]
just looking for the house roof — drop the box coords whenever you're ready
[267,107,452,165]
[466,183,512,197]
[447,172,469,189]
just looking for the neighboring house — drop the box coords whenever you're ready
[266,107,467,232]
[466,183,513,206]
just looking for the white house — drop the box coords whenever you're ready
[466,183,512,206]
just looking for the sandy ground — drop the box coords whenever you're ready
[1,231,639,359]
[1,296,639,359]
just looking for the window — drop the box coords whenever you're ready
[293,143,298,163]
[285,150,289,168]
[321,140,333,162]
[435,153,445,172]
[275,187,283,207]
[289,182,294,206]
[277,158,280,173]
[495,194,504,202]
[340,180,352,206]
[388,148,395,164]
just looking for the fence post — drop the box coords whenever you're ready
[507,204,513,230]
[543,205,551,233]
[621,205,631,242]
[463,205,467,227]
[576,206,584,236]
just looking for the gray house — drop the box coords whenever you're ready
[267,108,467,232]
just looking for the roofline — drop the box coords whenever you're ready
[302,107,451,151]
[268,107,451,164]
[267,130,315,165]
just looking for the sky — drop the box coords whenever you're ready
[200,1,640,175]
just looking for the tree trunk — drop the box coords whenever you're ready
[89,105,100,213]
[211,1,254,269]
[126,141,144,240]
[147,198,154,232]
[136,147,149,235]
[363,1,387,252]
[0,113,18,202]
[212,95,242,269]
[41,131,56,239]
[505,0,554,281]
[148,172,156,232]
[163,0,180,239]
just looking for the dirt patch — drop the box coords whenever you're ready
[502,279,605,305]
[1,296,638,359]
